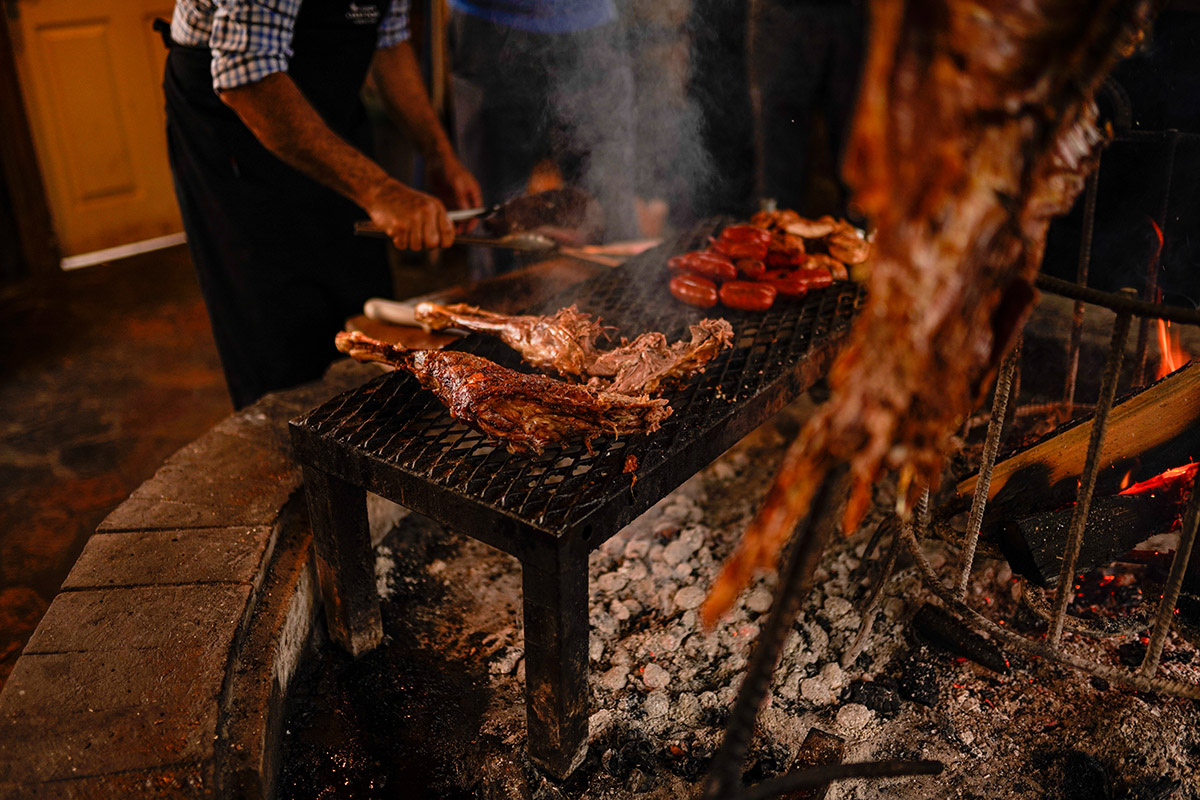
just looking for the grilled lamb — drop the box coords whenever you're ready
[704,0,1157,624]
[414,303,733,394]
[414,303,609,377]
[586,319,734,395]
[335,332,671,456]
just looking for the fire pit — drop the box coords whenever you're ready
[289,220,864,776]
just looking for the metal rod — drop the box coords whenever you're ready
[1139,467,1200,678]
[1048,312,1132,645]
[957,339,1021,600]
[1134,131,1179,386]
[1034,274,1200,327]
[842,524,904,668]
[703,465,846,800]
[900,522,1200,698]
[1065,171,1100,406]
[735,759,944,800]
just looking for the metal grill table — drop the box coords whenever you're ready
[289,222,864,777]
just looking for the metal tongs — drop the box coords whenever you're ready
[352,219,558,252]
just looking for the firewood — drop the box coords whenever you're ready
[1001,492,1186,587]
[957,360,1200,517]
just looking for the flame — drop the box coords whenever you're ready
[1155,318,1189,380]
[1145,218,1189,380]
[1118,469,1134,490]
[1119,461,1199,496]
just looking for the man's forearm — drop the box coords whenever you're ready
[220,72,391,208]
[370,42,455,163]
[219,71,454,250]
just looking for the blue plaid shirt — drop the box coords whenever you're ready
[171,0,410,92]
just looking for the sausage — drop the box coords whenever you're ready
[680,251,737,281]
[766,250,807,269]
[736,259,766,280]
[719,280,776,311]
[669,273,719,308]
[794,268,834,289]
[711,238,769,261]
[761,271,809,299]
[718,224,772,244]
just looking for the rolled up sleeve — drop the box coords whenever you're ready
[375,0,411,49]
[209,0,302,91]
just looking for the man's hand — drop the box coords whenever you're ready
[429,151,483,215]
[365,179,455,251]
[222,74,459,249]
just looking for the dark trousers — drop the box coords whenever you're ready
[449,12,638,278]
[163,47,391,409]
[748,0,865,215]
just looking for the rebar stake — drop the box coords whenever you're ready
[1139,467,1200,678]
[957,340,1020,600]
[1065,171,1100,407]
[702,465,846,800]
[1048,312,1131,646]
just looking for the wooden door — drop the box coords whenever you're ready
[7,0,181,257]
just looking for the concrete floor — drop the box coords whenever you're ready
[0,247,231,687]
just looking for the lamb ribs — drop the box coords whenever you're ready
[335,332,671,456]
[414,302,734,395]
[704,0,1159,623]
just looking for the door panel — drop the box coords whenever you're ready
[11,0,182,256]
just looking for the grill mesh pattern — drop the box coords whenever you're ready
[295,221,864,535]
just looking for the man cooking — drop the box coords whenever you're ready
[162,0,481,409]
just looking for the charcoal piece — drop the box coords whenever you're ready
[893,643,946,707]
[912,603,1010,674]
[603,731,656,781]
[846,679,901,718]
[661,745,710,781]
[778,728,845,800]
[1126,777,1183,800]
[1038,749,1111,800]
[742,742,791,785]
[1001,493,1186,587]
[1117,640,1147,667]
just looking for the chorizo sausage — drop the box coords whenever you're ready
[718,224,772,244]
[736,259,766,280]
[719,280,776,311]
[669,273,719,308]
[680,251,737,281]
[711,238,769,261]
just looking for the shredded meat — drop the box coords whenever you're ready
[703,0,1157,625]
[415,303,734,395]
[585,320,735,395]
[335,332,671,456]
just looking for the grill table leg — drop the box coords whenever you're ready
[302,466,382,656]
[521,553,589,779]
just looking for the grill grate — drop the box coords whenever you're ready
[292,220,864,541]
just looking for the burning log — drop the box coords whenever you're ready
[1002,466,1195,586]
[957,360,1200,517]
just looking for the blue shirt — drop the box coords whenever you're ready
[448,0,615,34]
[171,0,410,92]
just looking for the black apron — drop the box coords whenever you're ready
[161,0,392,409]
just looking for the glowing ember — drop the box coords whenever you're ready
[1119,461,1199,497]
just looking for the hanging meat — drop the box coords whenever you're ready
[414,303,733,395]
[703,0,1158,624]
[335,332,671,456]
